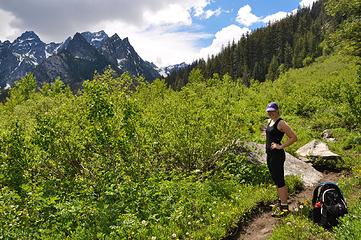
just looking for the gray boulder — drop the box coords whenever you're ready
[321,129,336,142]
[295,140,340,160]
[245,142,323,187]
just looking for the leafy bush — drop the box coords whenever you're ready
[0,54,360,239]
[334,201,361,240]
[270,215,334,240]
[214,152,271,185]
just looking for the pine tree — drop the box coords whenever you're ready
[284,42,293,68]
[293,36,306,68]
[266,55,280,80]
[242,64,250,87]
[252,62,264,81]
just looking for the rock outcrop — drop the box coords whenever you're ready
[244,142,323,187]
[321,129,336,142]
[295,140,340,160]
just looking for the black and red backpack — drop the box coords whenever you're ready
[312,182,348,229]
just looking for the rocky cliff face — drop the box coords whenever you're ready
[0,30,161,90]
[33,33,120,90]
[100,34,160,80]
[0,31,57,88]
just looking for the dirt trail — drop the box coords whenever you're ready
[236,171,342,240]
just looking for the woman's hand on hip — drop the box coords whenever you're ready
[271,142,283,149]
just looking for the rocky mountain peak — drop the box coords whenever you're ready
[66,32,103,61]
[81,31,109,48]
[122,37,130,44]
[12,31,44,49]
[0,40,11,49]
[17,31,41,42]
[72,32,84,42]
[67,32,91,51]
[108,33,121,43]
[1,30,161,89]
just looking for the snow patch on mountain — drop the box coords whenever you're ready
[157,62,188,77]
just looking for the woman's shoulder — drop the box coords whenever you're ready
[277,119,290,131]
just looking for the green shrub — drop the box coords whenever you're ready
[0,54,360,239]
[270,215,334,240]
[334,201,361,240]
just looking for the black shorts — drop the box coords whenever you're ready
[266,150,286,188]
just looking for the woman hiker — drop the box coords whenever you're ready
[265,102,297,217]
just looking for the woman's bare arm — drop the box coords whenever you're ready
[271,120,297,149]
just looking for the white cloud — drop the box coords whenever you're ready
[236,5,291,27]
[131,29,209,67]
[262,11,289,24]
[97,20,211,67]
[0,9,20,41]
[236,5,260,27]
[202,8,222,19]
[299,0,319,8]
[291,8,299,15]
[143,4,192,26]
[192,0,212,17]
[199,24,249,59]
[142,1,221,25]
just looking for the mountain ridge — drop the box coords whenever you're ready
[0,30,162,89]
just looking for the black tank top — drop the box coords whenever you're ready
[266,118,285,153]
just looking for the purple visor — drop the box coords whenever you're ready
[266,102,279,112]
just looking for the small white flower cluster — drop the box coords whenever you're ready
[294,204,304,212]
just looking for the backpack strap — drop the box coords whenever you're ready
[323,182,345,200]
[321,188,336,205]
[313,182,346,205]
[312,185,322,205]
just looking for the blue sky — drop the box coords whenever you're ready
[194,0,302,47]
[0,0,318,67]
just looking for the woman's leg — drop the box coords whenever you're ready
[278,185,288,204]
[267,151,286,190]
[267,151,288,214]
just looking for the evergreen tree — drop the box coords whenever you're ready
[284,42,293,68]
[242,64,250,87]
[232,46,241,79]
[266,55,280,80]
[293,36,306,68]
[252,62,264,81]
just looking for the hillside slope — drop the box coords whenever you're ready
[0,54,359,239]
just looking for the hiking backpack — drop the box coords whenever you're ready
[312,182,348,229]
